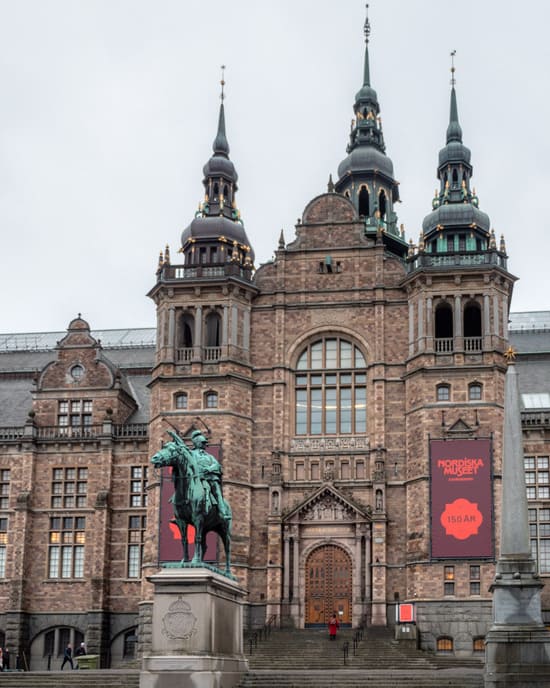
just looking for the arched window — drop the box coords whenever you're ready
[463,301,482,349]
[434,302,453,352]
[213,182,219,197]
[358,186,369,216]
[469,383,482,401]
[437,637,454,653]
[205,391,218,409]
[178,313,194,349]
[378,190,387,219]
[205,311,221,348]
[437,384,450,402]
[175,392,188,409]
[223,184,229,199]
[452,168,458,187]
[295,337,367,435]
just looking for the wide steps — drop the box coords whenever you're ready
[240,628,484,687]
[238,670,483,687]
[0,670,139,688]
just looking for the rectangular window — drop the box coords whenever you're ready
[48,517,85,579]
[130,466,148,507]
[51,467,87,508]
[470,565,480,595]
[0,517,7,578]
[127,515,146,578]
[325,388,337,433]
[444,565,455,595]
[0,470,10,509]
[58,400,93,434]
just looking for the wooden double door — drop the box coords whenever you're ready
[305,544,352,626]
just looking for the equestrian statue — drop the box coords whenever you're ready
[151,429,233,576]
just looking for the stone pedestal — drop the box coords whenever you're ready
[484,556,550,687]
[140,568,248,688]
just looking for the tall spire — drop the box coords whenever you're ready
[446,51,463,144]
[179,67,255,270]
[213,65,230,157]
[362,4,371,87]
[334,5,406,255]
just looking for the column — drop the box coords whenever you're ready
[408,301,414,356]
[168,307,175,361]
[194,306,202,360]
[417,299,424,351]
[283,531,290,602]
[426,296,433,351]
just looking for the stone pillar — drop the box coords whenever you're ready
[426,296,433,351]
[140,568,248,688]
[283,530,290,603]
[408,301,414,356]
[290,532,300,624]
[454,294,463,350]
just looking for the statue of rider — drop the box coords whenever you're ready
[190,430,230,518]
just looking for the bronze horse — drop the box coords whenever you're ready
[151,431,232,575]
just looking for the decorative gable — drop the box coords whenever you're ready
[284,484,371,524]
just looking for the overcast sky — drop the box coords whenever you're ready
[1,0,548,334]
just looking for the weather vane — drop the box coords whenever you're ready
[220,64,226,102]
[450,50,456,87]
[364,4,371,43]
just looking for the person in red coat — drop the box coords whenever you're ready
[328,612,339,640]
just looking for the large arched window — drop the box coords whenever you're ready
[295,337,367,435]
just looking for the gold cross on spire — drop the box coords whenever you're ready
[364,4,371,43]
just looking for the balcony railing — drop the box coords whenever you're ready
[464,337,482,352]
[0,423,149,441]
[204,347,221,362]
[435,338,454,353]
[407,250,507,273]
[0,427,24,441]
[176,347,194,363]
[160,262,253,283]
[521,411,550,427]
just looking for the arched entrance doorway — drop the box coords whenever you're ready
[305,544,352,626]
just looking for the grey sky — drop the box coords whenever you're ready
[0,0,548,333]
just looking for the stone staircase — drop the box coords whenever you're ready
[239,627,485,687]
[0,670,139,688]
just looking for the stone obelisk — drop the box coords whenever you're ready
[484,352,550,687]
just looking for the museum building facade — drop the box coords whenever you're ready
[0,14,549,668]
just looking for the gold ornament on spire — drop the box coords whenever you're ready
[504,346,517,363]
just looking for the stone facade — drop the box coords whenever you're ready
[1,16,550,668]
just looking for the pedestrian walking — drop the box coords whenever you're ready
[328,612,339,640]
[61,643,74,670]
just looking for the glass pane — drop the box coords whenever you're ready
[310,389,322,434]
[354,347,366,367]
[61,547,72,577]
[355,387,367,432]
[340,388,352,434]
[296,390,307,435]
[340,341,352,368]
[49,547,60,578]
[296,350,308,370]
[310,342,322,369]
[325,388,337,434]
[524,457,535,469]
[325,339,337,367]
[538,457,549,469]
[73,546,84,577]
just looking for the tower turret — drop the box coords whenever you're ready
[180,70,255,270]
[335,7,407,257]
[417,54,498,259]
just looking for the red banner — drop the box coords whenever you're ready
[158,444,221,564]
[430,438,493,558]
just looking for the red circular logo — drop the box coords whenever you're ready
[440,498,483,540]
